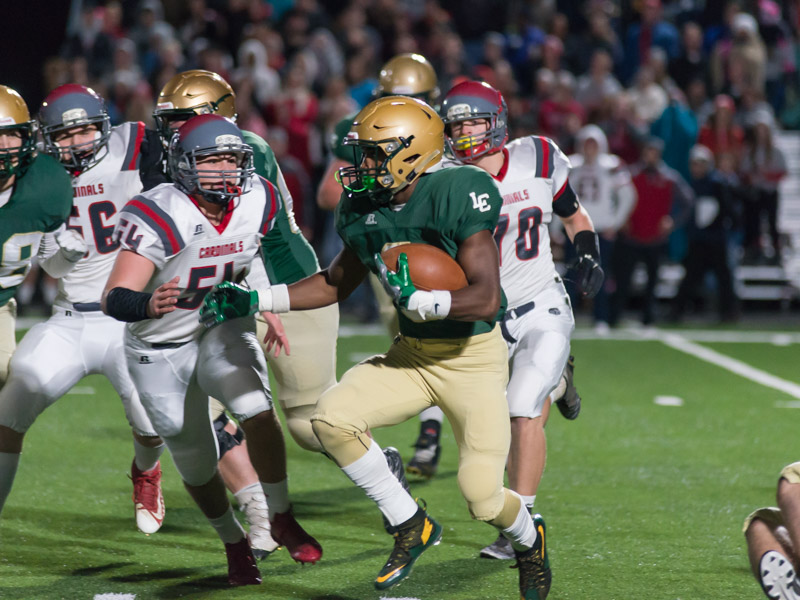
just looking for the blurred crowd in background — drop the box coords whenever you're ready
[19,0,800,325]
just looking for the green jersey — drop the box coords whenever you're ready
[336,165,504,339]
[330,113,360,164]
[244,131,320,284]
[0,154,73,306]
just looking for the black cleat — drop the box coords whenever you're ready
[555,355,581,420]
[374,505,442,590]
[406,420,441,479]
[514,514,551,599]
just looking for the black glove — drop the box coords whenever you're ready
[569,230,605,299]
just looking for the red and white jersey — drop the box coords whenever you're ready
[44,122,145,307]
[114,177,282,344]
[568,153,635,232]
[442,135,574,307]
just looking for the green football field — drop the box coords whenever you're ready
[1,322,799,599]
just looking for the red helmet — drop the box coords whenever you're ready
[440,80,508,162]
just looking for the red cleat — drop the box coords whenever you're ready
[130,460,165,535]
[225,537,262,586]
[270,508,322,564]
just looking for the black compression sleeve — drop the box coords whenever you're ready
[573,230,600,259]
[105,287,152,322]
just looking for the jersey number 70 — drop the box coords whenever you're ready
[493,207,543,265]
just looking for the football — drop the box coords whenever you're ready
[380,243,468,291]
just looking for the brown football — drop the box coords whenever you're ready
[380,243,468,291]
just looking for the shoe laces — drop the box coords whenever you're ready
[513,547,549,590]
[131,466,161,510]
[383,512,428,570]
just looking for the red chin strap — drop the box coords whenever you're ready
[226,184,242,196]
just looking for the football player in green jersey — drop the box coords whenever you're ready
[0,85,74,512]
[145,69,338,559]
[201,96,551,599]
[317,52,449,479]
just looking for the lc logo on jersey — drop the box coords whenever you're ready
[365,214,377,225]
[470,192,491,213]
[194,224,204,235]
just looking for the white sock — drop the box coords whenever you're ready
[208,505,246,544]
[521,494,535,512]
[341,442,418,527]
[0,452,20,515]
[233,481,262,503]
[419,406,444,423]
[133,439,164,473]
[551,374,567,402]
[501,491,536,551]
[261,479,290,516]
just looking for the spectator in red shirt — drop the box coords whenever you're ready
[698,94,744,161]
[610,137,693,326]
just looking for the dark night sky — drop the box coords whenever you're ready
[0,1,72,109]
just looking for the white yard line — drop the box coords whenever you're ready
[657,331,800,399]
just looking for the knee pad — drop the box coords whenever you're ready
[457,456,506,522]
[310,417,369,466]
[213,413,244,459]
[284,405,323,453]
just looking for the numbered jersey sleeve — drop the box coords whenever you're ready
[115,192,184,269]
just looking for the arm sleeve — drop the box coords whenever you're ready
[244,249,272,291]
[550,141,580,218]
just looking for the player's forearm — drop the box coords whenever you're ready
[563,205,595,242]
[287,271,341,309]
[448,281,501,321]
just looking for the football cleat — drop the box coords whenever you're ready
[406,420,441,479]
[480,532,515,560]
[760,550,800,599]
[130,460,165,535]
[382,446,412,534]
[270,507,323,564]
[514,514,551,600]
[225,536,262,586]
[555,355,581,420]
[237,488,279,560]
[375,505,443,590]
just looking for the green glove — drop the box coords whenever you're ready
[200,281,259,328]
[374,252,417,308]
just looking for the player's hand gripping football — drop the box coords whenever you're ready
[374,252,451,322]
[568,254,604,299]
[200,281,258,328]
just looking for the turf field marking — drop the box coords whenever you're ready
[66,386,96,395]
[93,594,136,600]
[775,401,800,409]
[658,332,800,399]
[654,395,684,406]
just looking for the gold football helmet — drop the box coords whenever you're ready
[153,70,236,140]
[338,96,443,205]
[376,54,440,108]
[0,85,36,179]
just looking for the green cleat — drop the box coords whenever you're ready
[514,514,551,599]
[374,506,442,590]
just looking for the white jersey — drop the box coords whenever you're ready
[41,122,145,308]
[568,153,635,232]
[114,177,282,344]
[442,136,576,307]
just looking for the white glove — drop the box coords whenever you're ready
[399,290,451,323]
[56,228,87,263]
